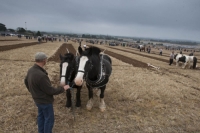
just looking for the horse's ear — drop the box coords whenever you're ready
[70,53,74,60]
[92,47,101,55]
[59,54,63,60]
[78,46,83,55]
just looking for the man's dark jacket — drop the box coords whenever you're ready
[24,64,64,104]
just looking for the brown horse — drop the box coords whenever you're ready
[138,45,145,52]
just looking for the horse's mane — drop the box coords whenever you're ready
[84,46,101,56]
[62,53,74,61]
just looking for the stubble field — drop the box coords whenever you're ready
[0,36,200,133]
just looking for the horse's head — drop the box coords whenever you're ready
[59,53,75,86]
[74,46,101,86]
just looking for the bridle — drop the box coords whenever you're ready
[77,59,93,77]
[78,70,85,73]
[60,61,75,84]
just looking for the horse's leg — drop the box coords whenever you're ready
[76,86,82,107]
[182,62,187,69]
[86,84,94,110]
[176,60,179,66]
[66,89,71,108]
[99,85,106,112]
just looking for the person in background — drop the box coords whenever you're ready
[24,52,70,133]
[148,46,151,53]
[189,50,194,56]
[159,48,162,56]
[169,51,174,65]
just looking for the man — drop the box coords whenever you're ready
[169,51,174,65]
[189,51,194,56]
[159,49,162,56]
[24,52,70,133]
[148,46,151,53]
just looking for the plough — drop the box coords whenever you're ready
[147,63,160,70]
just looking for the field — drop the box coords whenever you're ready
[0,36,200,133]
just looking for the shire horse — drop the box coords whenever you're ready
[174,53,197,69]
[138,45,145,52]
[74,46,112,112]
[59,51,82,108]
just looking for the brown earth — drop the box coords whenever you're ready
[48,43,76,63]
[47,43,148,68]
[0,42,44,52]
[1,40,200,133]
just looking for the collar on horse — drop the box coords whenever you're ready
[85,54,109,88]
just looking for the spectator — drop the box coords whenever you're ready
[159,49,162,56]
[189,51,194,56]
[169,51,174,65]
[148,46,151,53]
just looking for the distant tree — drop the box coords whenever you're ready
[17,27,26,33]
[7,28,15,32]
[0,23,7,31]
[36,31,42,36]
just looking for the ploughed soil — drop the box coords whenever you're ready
[0,39,21,41]
[48,43,76,62]
[1,42,200,133]
[0,42,44,52]
[48,43,148,68]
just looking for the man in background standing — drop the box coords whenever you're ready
[169,51,174,65]
[159,48,162,56]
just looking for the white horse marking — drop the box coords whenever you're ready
[74,56,88,86]
[60,62,68,86]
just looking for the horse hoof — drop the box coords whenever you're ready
[99,104,106,112]
[66,107,71,111]
[86,105,92,110]
[86,100,93,110]
[99,98,106,112]
[76,107,81,110]
[96,89,101,97]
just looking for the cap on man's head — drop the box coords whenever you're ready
[35,52,48,61]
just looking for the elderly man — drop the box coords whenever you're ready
[24,52,70,133]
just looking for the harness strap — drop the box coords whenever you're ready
[78,70,85,73]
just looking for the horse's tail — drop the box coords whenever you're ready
[193,57,197,69]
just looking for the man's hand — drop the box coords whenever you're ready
[63,85,70,90]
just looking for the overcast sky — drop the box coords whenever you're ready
[0,0,200,41]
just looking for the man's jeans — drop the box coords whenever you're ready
[36,103,54,133]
